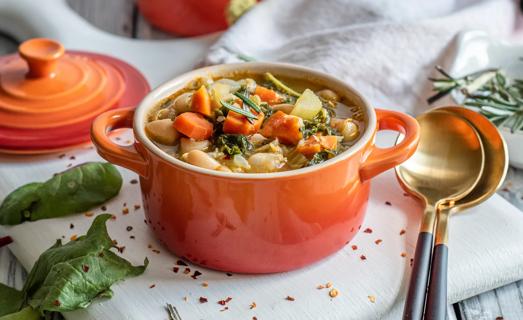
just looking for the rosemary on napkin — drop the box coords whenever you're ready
[0,214,148,319]
[428,65,523,133]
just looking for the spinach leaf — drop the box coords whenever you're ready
[0,162,122,225]
[301,109,335,139]
[308,150,336,166]
[215,134,253,156]
[0,284,24,317]
[0,307,40,320]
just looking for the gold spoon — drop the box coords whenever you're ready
[396,110,484,320]
[424,107,508,319]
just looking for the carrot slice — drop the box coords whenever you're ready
[260,111,303,145]
[296,135,338,156]
[254,86,281,105]
[173,112,213,140]
[223,110,264,135]
[191,85,212,116]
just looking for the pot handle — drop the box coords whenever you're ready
[91,108,148,177]
[359,109,420,181]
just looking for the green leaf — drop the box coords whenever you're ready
[0,283,24,317]
[215,134,253,156]
[0,307,40,320]
[0,162,123,225]
[23,214,147,314]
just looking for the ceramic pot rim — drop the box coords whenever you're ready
[134,62,377,180]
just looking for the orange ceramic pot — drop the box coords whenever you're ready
[91,63,419,273]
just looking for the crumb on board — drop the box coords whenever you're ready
[122,207,129,215]
[375,239,383,245]
[70,234,78,241]
[134,204,141,210]
[400,229,406,235]
[325,282,332,288]
[201,282,208,287]
[149,284,156,289]
[130,179,138,184]
[401,252,407,258]
[285,296,295,301]
[84,211,94,217]
[250,302,257,309]
[368,295,376,303]
[183,268,191,274]
[199,297,208,303]
[360,255,367,261]
[351,245,358,250]
[69,223,74,229]
[173,267,179,273]
[363,228,373,234]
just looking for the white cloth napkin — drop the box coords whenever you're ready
[206,0,517,114]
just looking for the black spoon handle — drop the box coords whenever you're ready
[425,243,448,320]
[403,232,433,320]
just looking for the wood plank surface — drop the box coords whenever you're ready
[2,1,523,319]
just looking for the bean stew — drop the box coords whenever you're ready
[145,72,365,173]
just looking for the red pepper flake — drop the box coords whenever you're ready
[410,258,414,267]
[123,202,127,207]
[374,239,383,245]
[183,268,191,274]
[226,272,233,277]
[149,284,156,289]
[53,300,61,306]
[360,255,367,261]
[501,187,510,192]
[148,244,153,249]
[351,245,358,251]
[110,214,117,220]
[249,302,257,309]
[191,270,202,279]
[385,201,392,206]
[219,307,229,312]
[0,236,13,247]
[130,179,138,184]
[69,223,74,229]
[101,205,107,211]
[253,317,258,320]
[126,226,133,232]
[152,249,160,254]
[122,207,129,215]
[112,239,118,245]
[134,204,141,211]
[176,260,188,266]
[403,193,410,197]
[399,229,406,236]
[496,317,505,320]
[117,246,126,254]
[70,234,78,241]
[130,235,135,239]
[363,228,373,234]
[58,154,66,159]
[401,252,407,258]
[172,267,179,273]
[285,296,295,301]
[82,264,89,272]
[66,163,73,168]
[69,156,76,160]
[199,297,208,303]
[144,219,148,224]
[84,211,94,217]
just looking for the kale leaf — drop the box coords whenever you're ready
[0,214,148,318]
[307,150,337,166]
[215,134,253,156]
[0,162,122,225]
[0,307,40,320]
[302,109,335,139]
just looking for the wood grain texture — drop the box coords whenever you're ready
[2,1,523,318]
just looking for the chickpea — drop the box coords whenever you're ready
[145,119,179,145]
[179,138,210,154]
[340,119,359,141]
[316,89,340,102]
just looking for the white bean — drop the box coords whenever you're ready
[145,119,179,145]
[248,153,285,173]
[179,138,210,154]
[174,92,193,114]
[183,150,221,170]
[316,89,340,102]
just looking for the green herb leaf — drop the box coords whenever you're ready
[265,73,301,97]
[215,134,253,156]
[24,214,147,314]
[0,307,40,320]
[0,162,123,225]
[220,100,258,119]
[234,92,261,112]
[307,150,336,166]
[301,109,334,139]
[0,284,24,317]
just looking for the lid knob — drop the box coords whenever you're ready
[18,38,65,78]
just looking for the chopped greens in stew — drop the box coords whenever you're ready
[145,72,365,173]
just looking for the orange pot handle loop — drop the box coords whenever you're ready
[359,108,420,181]
[91,108,147,177]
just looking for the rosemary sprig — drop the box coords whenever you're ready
[234,91,261,112]
[166,303,182,320]
[220,100,258,120]
[428,65,523,133]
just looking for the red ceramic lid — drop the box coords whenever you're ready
[0,38,149,154]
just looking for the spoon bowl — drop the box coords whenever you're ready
[397,110,484,320]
